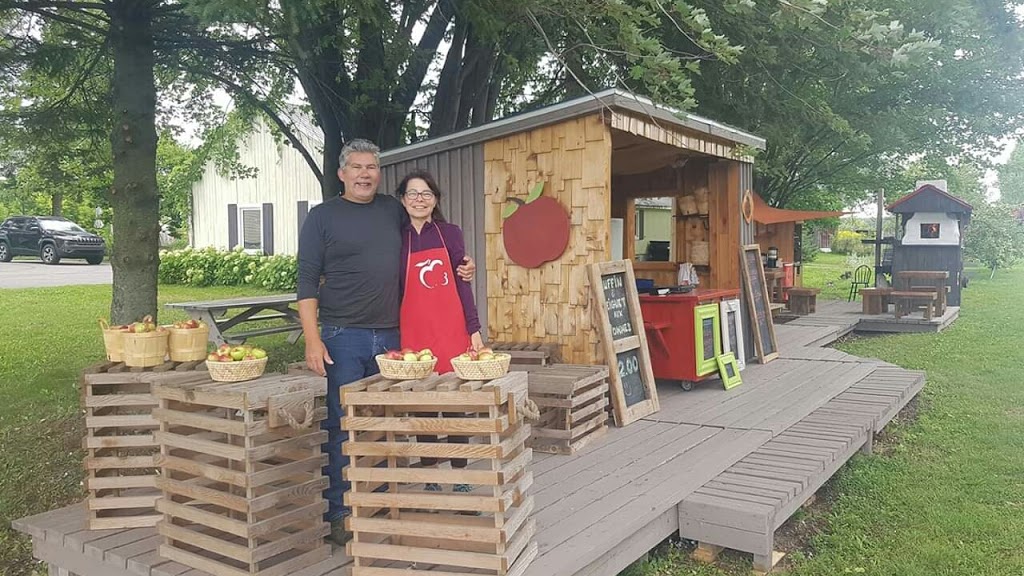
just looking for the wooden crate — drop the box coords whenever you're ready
[340,371,537,576]
[80,359,210,530]
[490,341,562,367]
[524,364,610,455]
[151,372,331,576]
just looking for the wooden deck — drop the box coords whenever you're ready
[12,319,927,576]
[780,298,959,334]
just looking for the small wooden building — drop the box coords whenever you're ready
[887,183,973,306]
[380,90,766,364]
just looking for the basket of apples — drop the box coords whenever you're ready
[98,318,129,362]
[450,347,512,381]
[205,344,269,383]
[121,316,170,368]
[375,348,437,380]
[165,318,211,362]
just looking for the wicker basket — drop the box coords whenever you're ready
[122,329,169,368]
[375,354,437,380]
[207,357,268,383]
[166,325,210,362]
[98,319,125,362]
[451,353,512,381]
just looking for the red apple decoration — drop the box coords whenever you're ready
[502,181,570,268]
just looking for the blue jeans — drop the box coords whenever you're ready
[321,324,400,522]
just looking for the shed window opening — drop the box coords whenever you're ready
[240,207,263,252]
[920,223,940,239]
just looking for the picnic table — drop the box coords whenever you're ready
[892,270,949,319]
[165,293,305,346]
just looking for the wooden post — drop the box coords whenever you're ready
[874,188,884,287]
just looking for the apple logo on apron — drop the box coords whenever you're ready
[415,258,450,289]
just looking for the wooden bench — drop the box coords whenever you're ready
[786,287,820,316]
[859,287,892,315]
[890,290,938,320]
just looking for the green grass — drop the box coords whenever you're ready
[800,251,875,300]
[0,284,304,576]
[624,265,1024,576]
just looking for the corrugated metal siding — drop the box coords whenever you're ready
[191,120,324,255]
[381,144,488,338]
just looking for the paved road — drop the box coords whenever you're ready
[0,259,112,289]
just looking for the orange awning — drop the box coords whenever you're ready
[752,192,846,225]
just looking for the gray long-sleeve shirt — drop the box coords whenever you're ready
[296,194,404,328]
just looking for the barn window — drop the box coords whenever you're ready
[920,223,940,239]
[239,206,263,252]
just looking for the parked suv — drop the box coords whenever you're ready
[0,216,106,264]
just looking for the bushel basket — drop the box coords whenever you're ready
[98,319,125,362]
[451,353,512,380]
[166,325,210,362]
[206,357,268,382]
[122,329,169,368]
[375,354,437,380]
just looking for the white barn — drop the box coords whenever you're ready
[190,115,325,255]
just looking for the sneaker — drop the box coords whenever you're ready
[327,517,352,546]
[453,483,474,493]
[424,483,443,492]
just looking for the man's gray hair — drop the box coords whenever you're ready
[339,139,381,167]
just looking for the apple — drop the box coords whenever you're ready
[217,354,232,362]
[132,322,146,333]
[403,352,419,362]
[418,352,434,361]
[418,348,433,358]
[244,354,255,360]
[502,181,570,268]
[217,344,231,355]
[230,346,247,361]
[251,348,267,359]
[207,353,219,362]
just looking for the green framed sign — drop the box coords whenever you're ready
[693,303,722,377]
[717,352,743,390]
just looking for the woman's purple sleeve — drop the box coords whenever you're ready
[444,223,482,334]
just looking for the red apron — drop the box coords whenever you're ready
[400,225,469,374]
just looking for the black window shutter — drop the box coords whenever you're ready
[227,204,238,249]
[262,203,274,255]
[297,200,309,243]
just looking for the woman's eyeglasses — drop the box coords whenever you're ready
[405,190,435,200]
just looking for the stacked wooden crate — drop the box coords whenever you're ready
[80,360,210,530]
[151,373,330,576]
[341,371,537,576]
[523,365,610,455]
[491,341,562,367]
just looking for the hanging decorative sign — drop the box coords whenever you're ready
[502,181,570,268]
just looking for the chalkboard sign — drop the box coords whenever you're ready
[589,260,659,426]
[617,349,645,407]
[702,316,716,361]
[740,245,779,363]
[601,272,635,340]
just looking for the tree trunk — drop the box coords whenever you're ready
[108,0,159,325]
[51,192,63,217]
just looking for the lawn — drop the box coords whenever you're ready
[624,264,1024,575]
[0,284,304,576]
[799,251,875,300]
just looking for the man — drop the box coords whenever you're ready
[296,138,475,545]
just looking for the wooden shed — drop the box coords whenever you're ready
[380,90,766,364]
[887,183,973,306]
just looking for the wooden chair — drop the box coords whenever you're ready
[847,265,872,302]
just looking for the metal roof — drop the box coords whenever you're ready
[381,89,766,165]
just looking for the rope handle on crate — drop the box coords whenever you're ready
[98,318,110,330]
[519,398,541,423]
[277,400,315,430]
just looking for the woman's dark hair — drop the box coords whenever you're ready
[396,169,446,222]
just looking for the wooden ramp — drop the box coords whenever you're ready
[676,365,925,572]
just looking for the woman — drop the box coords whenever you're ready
[397,169,484,495]
[397,169,484,371]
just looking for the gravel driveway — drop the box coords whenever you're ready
[0,259,112,289]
